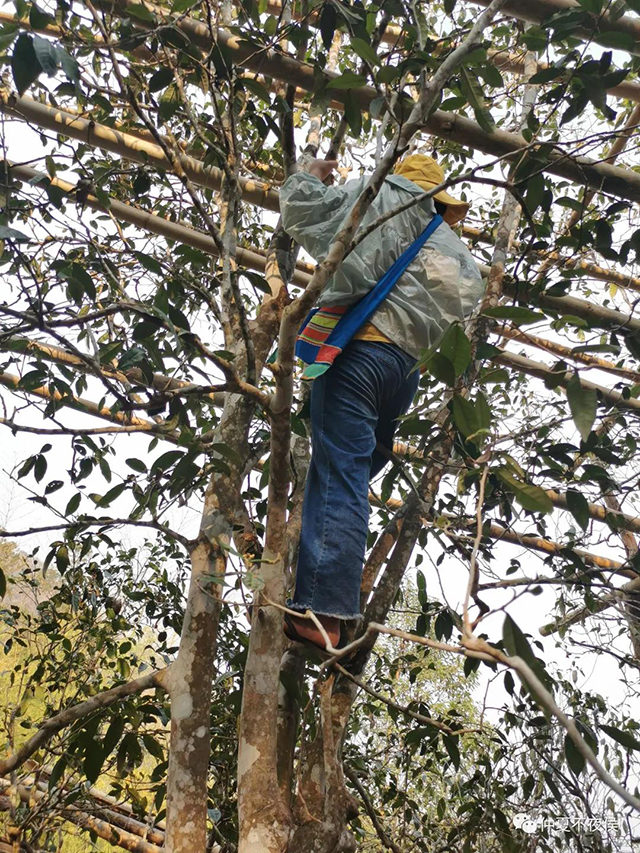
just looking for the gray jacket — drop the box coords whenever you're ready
[279,171,485,358]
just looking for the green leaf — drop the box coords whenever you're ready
[561,90,589,127]
[148,67,173,92]
[343,90,362,137]
[103,717,126,757]
[424,352,455,386]
[55,544,69,573]
[95,483,127,507]
[11,33,41,95]
[327,72,367,89]
[440,323,472,377]
[476,63,503,88]
[522,25,548,51]
[450,396,479,440]
[596,31,636,51]
[571,343,620,355]
[566,489,590,530]
[159,83,181,121]
[351,37,378,66]
[65,493,81,515]
[55,47,79,86]
[0,224,29,241]
[30,4,55,27]
[476,341,502,359]
[496,469,553,514]
[529,66,566,84]
[240,76,271,103]
[319,1,337,50]
[576,0,602,10]
[126,2,156,21]
[503,615,539,670]
[83,743,105,783]
[0,567,5,599]
[134,251,162,274]
[564,733,586,775]
[459,66,495,133]
[151,450,184,473]
[48,756,67,790]
[524,172,545,215]
[443,734,460,769]
[444,0,456,11]
[126,458,148,473]
[483,306,546,325]
[600,723,640,750]
[566,374,597,442]
[32,35,58,75]
[475,392,492,430]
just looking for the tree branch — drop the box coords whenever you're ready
[0,668,169,777]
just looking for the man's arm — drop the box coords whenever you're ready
[280,160,368,262]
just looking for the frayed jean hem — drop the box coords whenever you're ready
[286,599,363,622]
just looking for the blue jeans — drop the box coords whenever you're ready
[289,341,419,620]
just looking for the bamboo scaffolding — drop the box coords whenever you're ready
[6,347,640,539]
[12,143,636,298]
[0,780,163,853]
[22,0,634,99]
[468,0,640,57]
[82,0,640,204]
[8,157,640,341]
[261,0,640,101]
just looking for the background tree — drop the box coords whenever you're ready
[0,0,640,850]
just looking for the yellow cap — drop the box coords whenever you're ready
[394,154,470,226]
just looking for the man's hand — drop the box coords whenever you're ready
[308,158,338,183]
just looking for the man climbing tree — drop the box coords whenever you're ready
[280,154,484,651]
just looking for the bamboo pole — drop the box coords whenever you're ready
[12,128,637,297]
[0,371,179,440]
[436,519,633,575]
[8,163,306,286]
[379,477,640,543]
[494,326,640,383]
[262,0,640,101]
[267,0,640,60]
[0,334,227,407]
[540,574,640,636]
[464,224,640,293]
[0,92,281,212]
[493,349,640,410]
[0,781,163,853]
[502,283,640,335]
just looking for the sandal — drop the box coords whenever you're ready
[284,613,340,659]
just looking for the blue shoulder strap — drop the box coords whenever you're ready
[324,213,443,349]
